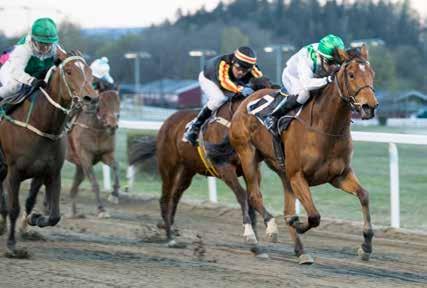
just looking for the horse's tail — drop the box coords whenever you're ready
[205,136,236,165]
[128,135,157,166]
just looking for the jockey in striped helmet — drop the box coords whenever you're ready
[183,46,264,146]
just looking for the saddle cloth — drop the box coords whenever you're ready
[247,90,303,135]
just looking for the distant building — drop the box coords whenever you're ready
[377,90,427,118]
[120,79,202,108]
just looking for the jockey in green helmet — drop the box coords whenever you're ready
[263,34,345,131]
[0,17,66,106]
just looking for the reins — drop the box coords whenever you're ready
[1,56,88,141]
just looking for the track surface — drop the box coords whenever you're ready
[0,192,426,288]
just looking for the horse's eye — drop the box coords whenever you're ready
[348,72,355,80]
[65,69,72,75]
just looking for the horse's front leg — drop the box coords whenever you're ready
[5,171,29,258]
[0,150,8,236]
[19,177,43,234]
[332,168,373,261]
[83,159,109,218]
[287,172,321,234]
[102,153,120,205]
[27,173,61,228]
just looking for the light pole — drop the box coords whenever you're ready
[264,44,295,85]
[124,51,152,96]
[189,49,217,72]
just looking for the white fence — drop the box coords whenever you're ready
[103,120,427,229]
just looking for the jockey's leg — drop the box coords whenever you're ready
[263,89,302,131]
[0,79,23,105]
[182,72,227,146]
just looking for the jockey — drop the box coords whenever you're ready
[0,18,65,106]
[263,34,345,130]
[90,56,115,91]
[183,46,264,146]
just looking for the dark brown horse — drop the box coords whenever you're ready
[130,77,279,249]
[0,54,97,257]
[229,46,378,263]
[66,89,121,218]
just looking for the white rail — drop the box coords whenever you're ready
[104,120,427,229]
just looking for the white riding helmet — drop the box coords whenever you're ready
[90,57,110,79]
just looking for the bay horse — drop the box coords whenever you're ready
[66,89,121,218]
[0,53,97,258]
[229,45,378,263]
[130,77,279,250]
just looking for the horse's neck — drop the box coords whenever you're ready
[31,71,70,134]
[304,83,352,136]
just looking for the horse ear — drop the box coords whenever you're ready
[360,44,369,60]
[335,48,350,64]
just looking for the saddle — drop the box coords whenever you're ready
[247,89,304,170]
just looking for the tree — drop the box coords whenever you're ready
[220,27,249,54]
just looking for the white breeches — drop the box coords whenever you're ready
[199,72,228,111]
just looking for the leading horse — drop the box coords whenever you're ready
[0,53,97,257]
[229,46,378,263]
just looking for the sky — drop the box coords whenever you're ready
[0,0,426,37]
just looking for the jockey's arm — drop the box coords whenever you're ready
[7,45,35,86]
[295,55,328,92]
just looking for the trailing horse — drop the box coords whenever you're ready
[0,53,97,258]
[66,89,121,218]
[130,77,279,251]
[229,46,378,264]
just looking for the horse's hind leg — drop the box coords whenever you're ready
[332,168,373,261]
[70,165,85,218]
[238,146,277,242]
[19,177,43,234]
[160,165,194,247]
[220,166,256,244]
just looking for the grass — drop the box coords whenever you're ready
[60,125,427,231]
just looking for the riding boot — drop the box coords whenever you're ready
[182,106,213,146]
[263,93,301,132]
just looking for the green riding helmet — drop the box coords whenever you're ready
[31,18,58,44]
[317,34,344,60]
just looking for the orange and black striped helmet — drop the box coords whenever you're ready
[233,46,257,69]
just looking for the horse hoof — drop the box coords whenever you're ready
[108,195,119,205]
[357,247,371,261]
[266,218,279,243]
[256,253,270,260]
[298,254,314,265]
[27,213,42,226]
[5,248,30,259]
[167,239,187,249]
[20,230,46,241]
[243,224,258,245]
[97,211,111,219]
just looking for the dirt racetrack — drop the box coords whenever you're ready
[0,190,426,288]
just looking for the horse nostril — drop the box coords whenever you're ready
[83,95,92,103]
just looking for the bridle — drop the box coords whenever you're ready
[1,56,91,140]
[334,58,375,111]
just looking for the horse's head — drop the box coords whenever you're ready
[334,45,378,119]
[56,51,98,106]
[248,76,275,91]
[97,90,120,131]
